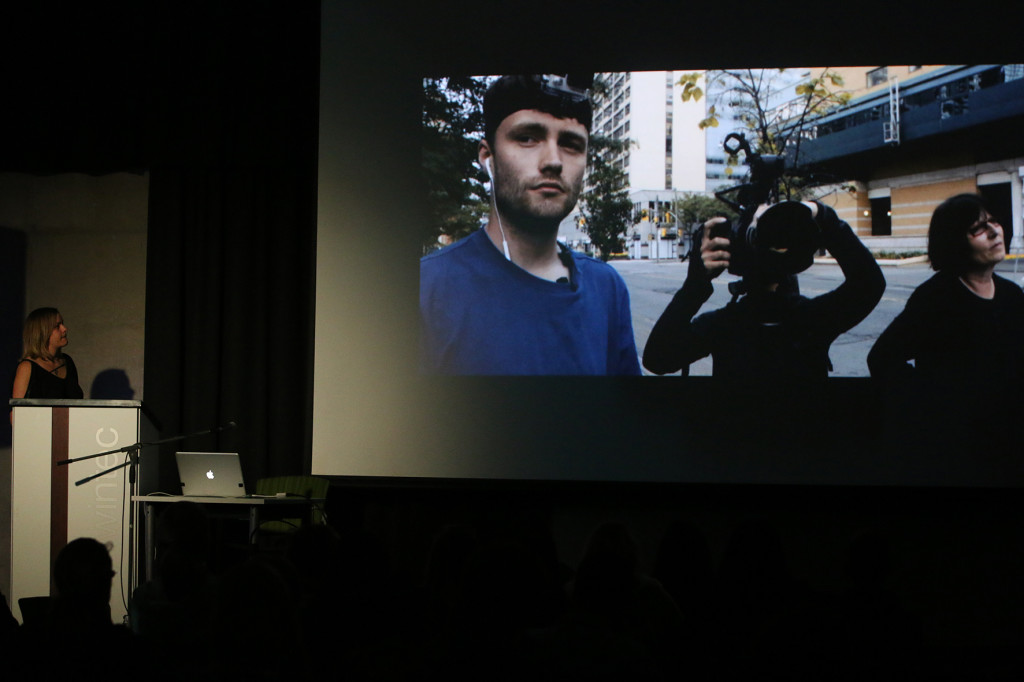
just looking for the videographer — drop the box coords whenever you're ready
[642,200,885,383]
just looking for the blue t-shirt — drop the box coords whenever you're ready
[420,228,641,375]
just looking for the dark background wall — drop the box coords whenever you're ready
[0,228,26,448]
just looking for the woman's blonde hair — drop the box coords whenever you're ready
[22,307,62,360]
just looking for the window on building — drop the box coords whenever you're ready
[867,67,889,87]
[1003,64,1024,81]
[978,182,1012,231]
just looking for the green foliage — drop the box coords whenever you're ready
[673,192,737,226]
[873,250,927,260]
[422,77,490,252]
[581,134,632,261]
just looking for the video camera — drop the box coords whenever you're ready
[706,133,821,284]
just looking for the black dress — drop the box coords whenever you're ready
[868,271,1024,396]
[867,271,1024,475]
[21,355,84,399]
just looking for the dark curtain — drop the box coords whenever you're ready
[1,228,27,447]
[143,2,319,491]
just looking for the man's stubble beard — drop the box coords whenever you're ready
[493,168,583,238]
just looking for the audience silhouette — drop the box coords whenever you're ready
[13,537,149,680]
[6,502,1019,680]
[130,501,217,674]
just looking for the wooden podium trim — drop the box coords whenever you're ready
[51,408,69,572]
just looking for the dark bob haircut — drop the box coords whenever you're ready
[927,193,1007,273]
[483,75,593,148]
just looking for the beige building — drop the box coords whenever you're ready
[794,65,1024,255]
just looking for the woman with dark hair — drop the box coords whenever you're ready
[10,307,84,422]
[868,193,1024,396]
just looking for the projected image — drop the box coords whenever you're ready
[421,66,1024,380]
[420,74,641,376]
[314,25,1024,484]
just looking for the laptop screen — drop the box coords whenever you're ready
[175,452,246,496]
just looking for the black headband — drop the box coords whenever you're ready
[484,75,593,143]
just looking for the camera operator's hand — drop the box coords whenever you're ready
[808,200,841,232]
[701,218,731,279]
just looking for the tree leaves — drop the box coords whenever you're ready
[581,133,633,261]
[422,77,490,252]
[677,67,853,199]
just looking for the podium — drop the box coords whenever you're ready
[6,399,157,624]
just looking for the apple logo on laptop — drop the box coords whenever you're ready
[206,469,215,480]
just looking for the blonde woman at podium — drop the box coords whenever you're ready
[10,307,84,423]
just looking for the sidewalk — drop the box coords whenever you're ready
[814,254,1024,268]
[813,254,929,267]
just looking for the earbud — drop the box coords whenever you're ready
[483,157,511,262]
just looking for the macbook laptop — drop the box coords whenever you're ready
[175,451,246,497]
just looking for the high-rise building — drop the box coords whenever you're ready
[591,71,708,193]
[565,71,707,258]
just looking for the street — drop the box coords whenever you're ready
[611,256,1024,377]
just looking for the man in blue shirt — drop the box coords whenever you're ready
[420,75,641,375]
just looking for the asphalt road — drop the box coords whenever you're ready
[610,256,1024,377]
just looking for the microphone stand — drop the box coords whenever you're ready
[56,421,236,624]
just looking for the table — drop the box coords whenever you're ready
[133,494,324,581]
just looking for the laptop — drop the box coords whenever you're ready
[175,451,247,497]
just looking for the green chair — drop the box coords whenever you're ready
[253,475,330,534]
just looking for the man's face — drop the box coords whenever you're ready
[482,109,588,235]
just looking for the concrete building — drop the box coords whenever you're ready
[566,71,707,259]
[583,68,837,259]
[565,66,1022,261]
[791,64,1024,255]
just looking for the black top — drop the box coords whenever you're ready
[643,205,886,384]
[21,355,84,400]
[868,271,1024,396]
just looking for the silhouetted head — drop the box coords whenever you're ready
[53,537,115,604]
